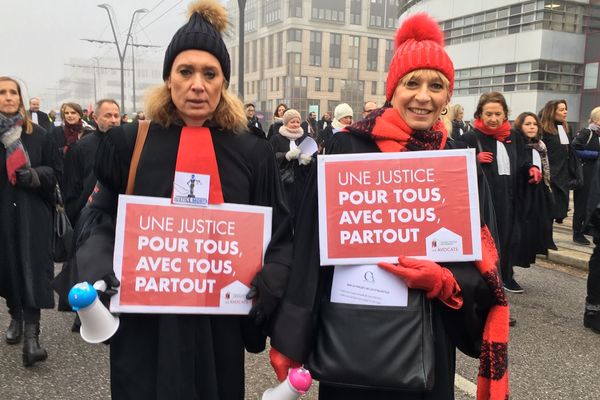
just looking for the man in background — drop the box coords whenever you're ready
[28,97,52,131]
[301,111,317,139]
[362,100,378,119]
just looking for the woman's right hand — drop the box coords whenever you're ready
[476,151,494,164]
[285,148,301,161]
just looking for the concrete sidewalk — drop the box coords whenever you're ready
[540,208,592,271]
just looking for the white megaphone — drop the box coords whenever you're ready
[262,367,312,400]
[68,281,119,343]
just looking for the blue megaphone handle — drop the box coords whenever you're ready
[68,282,98,311]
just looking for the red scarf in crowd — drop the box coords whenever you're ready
[473,118,511,143]
[346,107,510,400]
[175,127,224,204]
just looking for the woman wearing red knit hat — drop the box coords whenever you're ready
[268,13,509,400]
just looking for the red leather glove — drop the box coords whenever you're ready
[477,151,494,164]
[269,347,301,382]
[528,166,542,184]
[378,256,463,309]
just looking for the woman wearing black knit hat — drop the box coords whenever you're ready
[269,13,509,400]
[64,1,293,398]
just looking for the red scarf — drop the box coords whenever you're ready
[476,226,510,400]
[63,120,83,146]
[473,119,511,142]
[346,107,447,152]
[175,127,224,204]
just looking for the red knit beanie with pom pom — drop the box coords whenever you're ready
[385,13,454,101]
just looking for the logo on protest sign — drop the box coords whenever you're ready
[317,149,481,265]
[426,228,463,258]
[111,196,272,314]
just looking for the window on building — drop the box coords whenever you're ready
[350,0,361,25]
[348,36,360,69]
[268,35,274,69]
[315,77,321,91]
[310,31,322,66]
[277,32,283,67]
[311,0,345,23]
[328,78,335,92]
[289,0,302,17]
[584,62,599,89]
[367,37,379,71]
[369,0,400,29]
[287,28,302,42]
[384,39,394,72]
[251,40,257,72]
[330,33,341,68]
[371,81,377,95]
[263,0,282,25]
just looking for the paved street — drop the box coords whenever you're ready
[1,259,598,399]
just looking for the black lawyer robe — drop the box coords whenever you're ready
[458,129,526,283]
[542,128,570,220]
[269,131,311,222]
[63,122,293,400]
[0,125,61,311]
[512,135,554,267]
[270,131,497,400]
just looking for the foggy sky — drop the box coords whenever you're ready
[1,0,194,110]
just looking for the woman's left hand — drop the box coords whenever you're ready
[299,153,312,165]
[378,256,462,309]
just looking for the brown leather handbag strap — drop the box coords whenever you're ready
[126,120,150,195]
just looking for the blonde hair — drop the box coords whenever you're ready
[589,106,600,124]
[441,103,455,134]
[145,82,246,133]
[0,76,33,134]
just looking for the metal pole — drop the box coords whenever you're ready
[132,34,137,112]
[97,5,147,114]
[237,0,246,99]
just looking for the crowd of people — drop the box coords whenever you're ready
[1,0,599,399]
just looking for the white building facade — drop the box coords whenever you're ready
[403,0,600,127]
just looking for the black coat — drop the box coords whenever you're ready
[458,129,528,280]
[0,124,61,311]
[270,130,497,399]
[28,109,53,132]
[450,120,467,140]
[513,136,554,267]
[63,130,103,224]
[542,126,571,220]
[300,119,317,139]
[267,120,283,141]
[56,122,293,400]
[269,132,311,221]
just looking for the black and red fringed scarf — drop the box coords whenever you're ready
[346,106,448,152]
[345,107,510,400]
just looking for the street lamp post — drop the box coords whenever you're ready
[97,4,147,113]
[237,0,246,100]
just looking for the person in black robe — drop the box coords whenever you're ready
[0,76,61,367]
[63,99,121,225]
[267,103,287,141]
[512,112,555,268]
[54,3,293,399]
[539,99,571,224]
[300,111,318,139]
[245,102,266,139]
[571,107,600,245]
[458,92,534,293]
[269,109,313,222]
[269,13,509,400]
[27,97,53,132]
